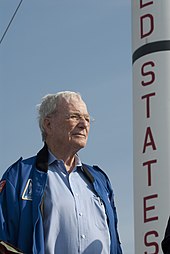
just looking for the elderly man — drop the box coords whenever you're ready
[0,91,122,254]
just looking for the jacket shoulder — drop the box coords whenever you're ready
[82,163,112,188]
[93,165,110,180]
[2,158,23,177]
[1,156,36,186]
[83,163,110,180]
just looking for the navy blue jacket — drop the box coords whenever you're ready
[0,145,122,254]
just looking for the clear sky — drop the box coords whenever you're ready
[0,1,133,253]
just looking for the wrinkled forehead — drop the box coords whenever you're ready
[58,97,89,114]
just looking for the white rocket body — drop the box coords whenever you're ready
[132,1,170,253]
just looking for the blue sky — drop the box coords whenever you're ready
[0,1,133,253]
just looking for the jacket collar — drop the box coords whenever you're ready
[81,164,94,183]
[35,143,94,183]
[36,143,49,172]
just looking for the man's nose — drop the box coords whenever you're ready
[79,116,90,127]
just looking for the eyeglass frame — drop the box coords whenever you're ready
[64,112,94,124]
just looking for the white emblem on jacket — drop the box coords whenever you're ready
[22,179,33,201]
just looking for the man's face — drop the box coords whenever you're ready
[45,97,90,153]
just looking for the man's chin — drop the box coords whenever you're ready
[73,140,87,150]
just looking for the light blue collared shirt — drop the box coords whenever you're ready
[43,151,110,254]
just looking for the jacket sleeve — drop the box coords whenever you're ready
[107,178,123,254]
[0,173,20,247]
[92,165,123,254]
[162,217,170,254]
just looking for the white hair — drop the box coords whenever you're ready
[37,91,82,141]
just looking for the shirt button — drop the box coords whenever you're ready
[79,212,83,216]
[81,234,86,239]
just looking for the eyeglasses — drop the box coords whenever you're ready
[65,112,94,124]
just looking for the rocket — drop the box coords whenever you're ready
[132,1,170,253]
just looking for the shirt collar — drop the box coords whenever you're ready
[48,149,82,167]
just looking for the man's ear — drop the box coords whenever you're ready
[43,118,53,135]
